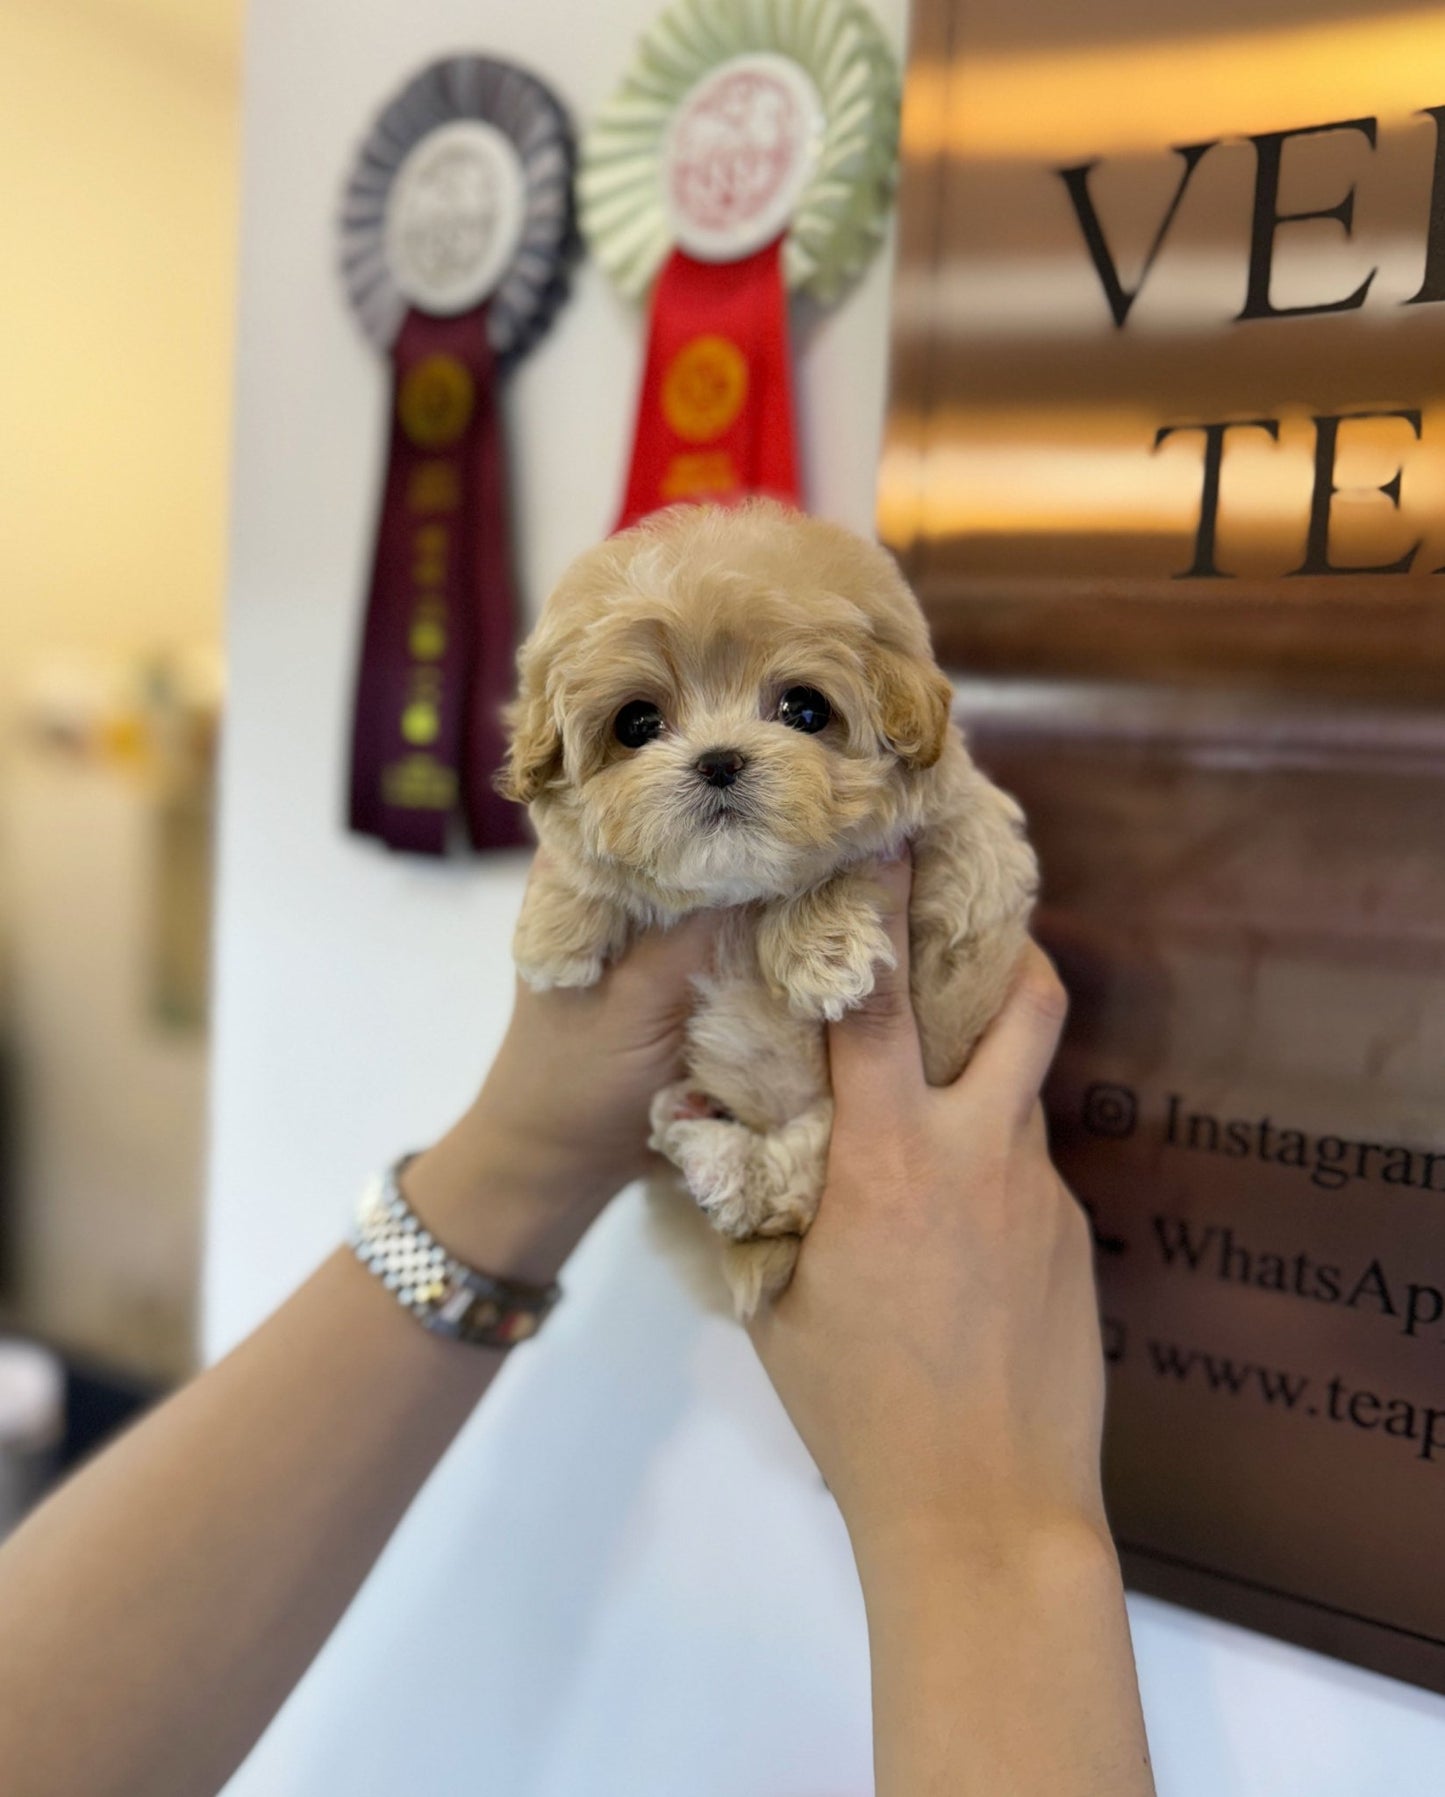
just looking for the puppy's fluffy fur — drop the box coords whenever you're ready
[502,501,1038,1316]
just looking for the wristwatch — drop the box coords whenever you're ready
[351,1157,561,1348]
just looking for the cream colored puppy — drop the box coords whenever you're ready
[502,500,1038,1316]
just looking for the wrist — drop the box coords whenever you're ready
[857,1503,1152,1797]
[852,1503,1119,1617]
[400,1112,611,1288]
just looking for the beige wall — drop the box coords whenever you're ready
[0,0,241,734]
[0,0,241,1376]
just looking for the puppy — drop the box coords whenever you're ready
[501,500,1038,1317]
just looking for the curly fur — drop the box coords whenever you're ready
[503,500,1038,1317]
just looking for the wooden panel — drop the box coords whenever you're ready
[963,681,1445,1693]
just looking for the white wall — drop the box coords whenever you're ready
[208,1,1445,1790]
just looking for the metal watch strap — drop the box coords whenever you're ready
[351,1158,561,1348]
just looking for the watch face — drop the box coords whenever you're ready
[490,1308,540,1345]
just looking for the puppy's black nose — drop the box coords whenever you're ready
[695,748,746,789]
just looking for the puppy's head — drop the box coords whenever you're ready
[501,500,953,904]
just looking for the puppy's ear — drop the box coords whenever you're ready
[496,665,563,804]
[869,644,953,769]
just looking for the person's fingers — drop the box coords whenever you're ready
[1020,1097,1051,1153]
[827,849,924,1106]
[956,942,1069,1127]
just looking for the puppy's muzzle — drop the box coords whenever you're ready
[695,748,747,790]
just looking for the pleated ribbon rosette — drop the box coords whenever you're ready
[339,57,575,855]
[580,0,900,528]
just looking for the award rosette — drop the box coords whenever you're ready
[339,57,574,855]
[580,0,899,528]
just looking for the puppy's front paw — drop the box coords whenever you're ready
[512,870,628,992]
[767,906,895,1023]
[516,952,605,992]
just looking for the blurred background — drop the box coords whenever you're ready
[3,0,1445,1787]
[0,0,241,1493]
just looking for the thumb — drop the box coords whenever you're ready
[949,940,1068,1129]
[826,850,923,1108]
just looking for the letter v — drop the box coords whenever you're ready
[1058,141,1219,328]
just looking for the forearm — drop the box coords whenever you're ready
[859,1517,1155,1797]
[0,1130,602,1797]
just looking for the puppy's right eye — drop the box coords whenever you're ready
[613,700,665,749]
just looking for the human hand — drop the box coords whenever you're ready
[406,855,716,1282]
[748,853,1106,1579]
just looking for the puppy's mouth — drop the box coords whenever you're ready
[697,797,751,830]
[693,788,755,831]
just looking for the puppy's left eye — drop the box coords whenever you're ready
[613,700,665,749]
[776,686,831,734]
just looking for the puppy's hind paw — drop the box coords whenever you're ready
[650,1111,761,1240]
[721,1237,801,1319]
[649,1088,831,1249]
[650,1082,734,1131]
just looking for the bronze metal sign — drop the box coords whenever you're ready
[885,0,1445,699]
[886,0,1445,1691]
